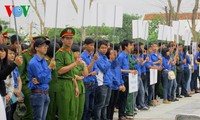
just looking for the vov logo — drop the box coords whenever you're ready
[5,5,30,17]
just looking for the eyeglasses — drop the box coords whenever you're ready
[38,45,49,48]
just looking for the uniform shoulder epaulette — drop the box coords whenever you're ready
[59,47,70,52]
[22,49,27,54]
[59,48,64,52]
[66,48,70,52]
[45,57,50,61]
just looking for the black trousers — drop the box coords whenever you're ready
[154,70,162,98]
[107,90,119,120]
[118,76,128,118]
[191,69,200,91]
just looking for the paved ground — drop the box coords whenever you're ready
[113,93,200,120]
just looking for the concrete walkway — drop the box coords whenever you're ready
[114,93,200,120]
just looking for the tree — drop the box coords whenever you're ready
[28,0,46,35]
[116,14,141,41]
[148,16,165,42]
[0,19,15,33]
[46,14,141,44]
[164,0,182,26]
[191,0,199,42]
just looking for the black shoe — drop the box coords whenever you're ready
[118,116,127,120]
[195,91,200,93]
[184,94,192,97]
[141,106,149,110]
[148,103,153,106]
[176,95,182,98]
[173,98,179,101]
[168,99,175,102]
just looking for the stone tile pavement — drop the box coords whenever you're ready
[113,93,200,120]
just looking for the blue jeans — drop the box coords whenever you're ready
[162,71,172,100]
[141,73,148,105]
[82,85,96,120]
[191,69,200,91]
[187,69,192,91]
[181,68,189,95]
[30,93,50,120]
[171,79,177,99]
[94,85,110,120]
[136,76,146,108]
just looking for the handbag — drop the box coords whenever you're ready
[13,102,27,119]
[168,71,175,80]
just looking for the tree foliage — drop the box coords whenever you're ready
[47,14,141,43]
[147,16,165,42]
[0,19,15,33]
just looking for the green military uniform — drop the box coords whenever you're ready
[18,48,33,120]
[126,53,137,115]
[73,64,86,120]
[56,45,76,120]
[55,27,77,120]
[46,56,59,120]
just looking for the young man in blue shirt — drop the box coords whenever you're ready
[118,40,137,120]
[27,39,56,120]
[191,44,200,93]
[107,46,126,120]
[81,38,98,120]
[145,45,162,106]
[94,40,116,120]
[149,43,162,105]
[132,48,149,110]
[178,44,191,97]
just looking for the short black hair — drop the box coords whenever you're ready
[132,48,142,55]
[158,42,162,47]
[84,38,94,45]
[178,43,183,46]
[10,35,21,44]
[162,48,169,58]
[98,40,108,49]
[46,41,60,58]
[21,44,29,51]
[121,39,130,50]
[114,43,120,52]
[139,42,143,45]
[110,43,113,48]
[71,44,80,52]
[0,25,2,33]
[7,45,16,53]
[198,44,200,48]
[105,48,112,59]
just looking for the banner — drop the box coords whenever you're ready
[132,20,143,39]
[129,73,138,93]
[192,42,197,55]
[45,0,79,28]
[150,69,158,85]
[157,25,165,40]
[166,26,174,41]
[142,21,149,40]
[0,97,6,120]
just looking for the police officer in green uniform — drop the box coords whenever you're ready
[71,45,88,120]
[18,36,46,120]
[46,42,60,120]
[56,27,83,120]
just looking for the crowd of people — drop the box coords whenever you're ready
[0,25,200,120]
